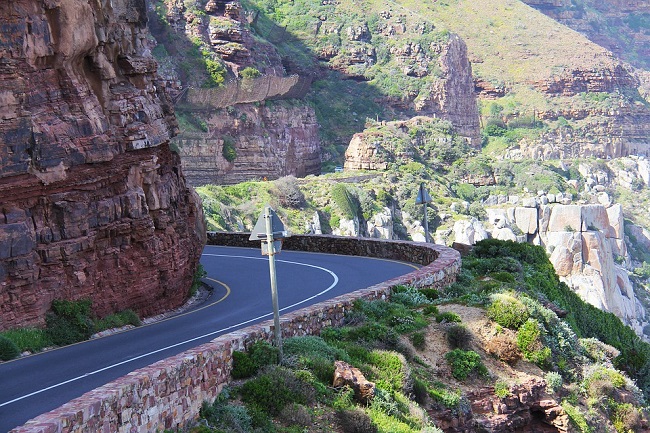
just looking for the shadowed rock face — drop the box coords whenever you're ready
[0,0,206,330]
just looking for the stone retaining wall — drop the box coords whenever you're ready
[12,234,461,433]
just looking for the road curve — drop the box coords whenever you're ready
[0,245,416,432]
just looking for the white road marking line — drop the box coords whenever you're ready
[0,254,338,408]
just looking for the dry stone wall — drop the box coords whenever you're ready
[10,234,460,433]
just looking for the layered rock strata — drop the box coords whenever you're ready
[176,103,321,185]
[0,0,205,330]
[150,0,321,184]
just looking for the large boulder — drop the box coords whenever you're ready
[333,360,375,404]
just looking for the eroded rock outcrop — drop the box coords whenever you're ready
[176,103,321,185]
[477,199,648,336]
[430,378,568,432]
[0,0,206,330]
[333,360,376,404]
[150,0,321,185]
[345,116,475,171]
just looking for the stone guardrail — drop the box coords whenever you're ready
[12,234,461,433]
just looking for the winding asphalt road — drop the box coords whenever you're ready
[0,245,417,432]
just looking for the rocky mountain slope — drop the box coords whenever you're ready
[147,0,482,183]
[0,0,205,330]
[153,0,650,175]
[523,0,650,70]
[156,0,650,363]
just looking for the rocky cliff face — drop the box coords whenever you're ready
[0,0,205,330]
[149,0,322,184]
[345,116,471,171]
[453,196,649,338]
[177,103,321,185]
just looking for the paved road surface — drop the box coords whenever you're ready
[0,245,416,431]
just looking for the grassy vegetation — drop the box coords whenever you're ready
[155,239,648,432]
[0,300,143,359]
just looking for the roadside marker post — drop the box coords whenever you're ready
[415,182,432,243]
[250,206,287,360]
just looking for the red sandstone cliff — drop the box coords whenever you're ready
[0,0,206,330]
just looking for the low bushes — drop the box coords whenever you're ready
[240,365,315,416]
[336,409,378,433]
[231,340,279,379]
[486,331,521,365]
[486,294,529,330]
[0,336,20,361]
[445,324,472,350]
[0,327,50,353]
[444,349,488,381]
[45,299,96,346]
[516,319,551,368]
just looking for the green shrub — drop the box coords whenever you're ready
[485,123,507,137]
[336,409,378,433]
[545,372,563,393]
[240,365,314,415]
[366,350,407,393]
[494,380,511,398]
[45,299,95,346]
[444,349,488,380]
[428,386,462,409]
[366,406,418,433]
[331,184,360,219]
[199,398,253,432]
[240,67,262,79]
[391,286,432,307]
[611,401,643,433]
[222,136,237,162]
[487,294,529,330]
[232,340,279,379]
[410,332,425,350]
[189,264,207,297]
[250,340,280,368]
[205,58,226,87]
[0,328,50,353]
[0,335,20,361]
[423,305,439,317]
[246,403,275,432]
[516,319,551,368]
[232,351,256,379]
[446,324,472,349]
[354,299,427,335]
[419,288,439,301]
[562,401,592,433]
[332,385,355,411]
[582,365,627,398]
[454,183,476,201]
[580,338,620,363]
[284,336,349,363]
[94,309,141,332]
[436,311,461,324]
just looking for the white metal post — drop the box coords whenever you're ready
[421,183,430,243]
[264,206,283,361]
